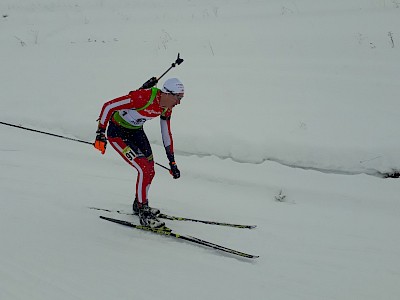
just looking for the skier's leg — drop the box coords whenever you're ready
[108,136,155,205]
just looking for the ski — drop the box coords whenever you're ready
[99,216,259,259]
[89,207,256,229]
[157,213,256,229]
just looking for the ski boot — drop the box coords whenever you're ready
[133,198,160,216]
[138,204,165,229]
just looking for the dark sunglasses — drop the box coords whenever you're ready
[165,88,183,101]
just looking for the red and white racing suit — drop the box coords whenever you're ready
[97,88,175,205]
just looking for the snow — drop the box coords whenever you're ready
[1,0,400,299]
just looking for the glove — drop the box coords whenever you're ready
[169,161,180,179]
[94,127,107,154]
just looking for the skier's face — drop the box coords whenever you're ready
[160,92,184,109]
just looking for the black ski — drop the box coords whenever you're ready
[158,213,256,229]
[89,207,256,229]
[99,216,259,259]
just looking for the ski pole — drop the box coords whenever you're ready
[0,121,170,170]
[155,162,170,171]
[139,53,184,89]
[0,121,93,145]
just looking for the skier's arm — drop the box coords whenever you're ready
[94,96,131,155]
[97,95,132,129]
[160,114,180,179]
[160,114,175,162]
[95,93,140,154]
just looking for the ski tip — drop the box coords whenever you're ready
[242,254,259,259]
[239,225,257,229]
[234,253,259,259]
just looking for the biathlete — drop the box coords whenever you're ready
[94,78,184,228]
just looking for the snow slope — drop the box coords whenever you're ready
[1,1,400,299]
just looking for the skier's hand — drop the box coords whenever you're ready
[94,127,107,155]
[169,161,180,179]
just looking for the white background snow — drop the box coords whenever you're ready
[1,0,400,299]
